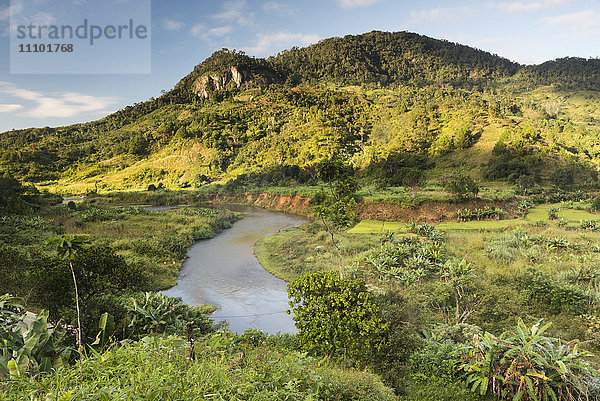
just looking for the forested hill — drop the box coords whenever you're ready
[2,30,600,192]
[269,31,520,87]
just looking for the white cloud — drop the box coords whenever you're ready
[0,104,23,113]
[335,0,382,8]
[213,0,255,27]
[541,10,600,38]
[163,17,185,31]
[493,0,578,12]
[0,2,24,21]
[244,31,320,56]
[190,24,233,40]
[207,25,233,37]
[263,1,290,12]
[0,2,24,36]
[0,7,10,22]
[190,23,206,38]
[0,82,118,119]
[408,7,467,24]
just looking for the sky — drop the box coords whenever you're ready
[0,0,599,133]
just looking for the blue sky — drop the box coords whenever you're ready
[0,0,599,132]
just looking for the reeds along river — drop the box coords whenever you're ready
[162,205,307,334]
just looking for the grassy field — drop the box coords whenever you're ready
[255,223,381,282]
[525,202,600,225]
[0,203,239,290]
[349,203,600,233]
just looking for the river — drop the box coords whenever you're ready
[162,205,307,334]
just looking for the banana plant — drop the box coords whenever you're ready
[1,304,71,379]
[90,312,115,352]
[461,319,598,401]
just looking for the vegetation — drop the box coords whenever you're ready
[2,32,600,196]
[2,332,397,400]
[5,29,600,399]
[288,271,386,363]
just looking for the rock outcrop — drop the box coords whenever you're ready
[192,67,247,98]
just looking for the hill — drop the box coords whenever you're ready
[1,30,600,193]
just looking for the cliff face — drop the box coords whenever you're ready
[192,67,246,98]
[192,65,280,98]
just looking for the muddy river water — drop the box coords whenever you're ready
[162,205,306,334]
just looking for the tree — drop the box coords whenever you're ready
[445,173,479,201]
[46,234,90,356]
[33,244,145,343]
[288,272,387,366]
[440,259,478,324]
[310,155,359,278]
[0,172,27,214]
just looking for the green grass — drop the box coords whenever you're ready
[0,204,239,291]
[350,218,524,233]
[2,334,397,400]
[350,203,600,234]
[348,220,410,234]
[255,223,380,282]
[526,203,600,225]
[437,219,523,231]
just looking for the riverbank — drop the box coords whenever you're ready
[0,203,240,295]
[85,188,520,224]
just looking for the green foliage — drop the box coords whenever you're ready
[409,335,469,386]
[311,155,360,276]
[580,219,597,231]
[517,199,534,217]
[407,222,445,241]
[30,245,146,344]
[590,196,600,212]
[3,333,398,400]
[365,236,447,284]
[457,206,504,221]
[445,173,479,201]
[547,206,559,220]
[486,230,528,264]
[125,292,215,339]
[0,295,71,379]
[461,319,598,401]
[288,271,387,363]
[364,152,431,188]
[518,268,592,315]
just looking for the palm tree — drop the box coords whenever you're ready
[46,234,90,354]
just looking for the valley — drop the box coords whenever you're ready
[3,30,600,400]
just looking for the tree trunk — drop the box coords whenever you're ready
[68,261,83,353]
[68,260,84,386]
[338,229,343,279]
[455,288,460,325]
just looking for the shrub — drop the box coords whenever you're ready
[125,292,216,339]
[461,319,598,401]
[287,271,387,364]
[580,220,597,231]
[445,173,479,201]
[2,335,399,400]
[518,268,591,315]
[485,231,526,264]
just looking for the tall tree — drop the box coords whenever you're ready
[46,235,90,354]
[310,154,359,278]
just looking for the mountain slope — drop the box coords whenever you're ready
[1,30,600,192]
